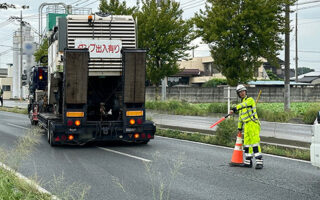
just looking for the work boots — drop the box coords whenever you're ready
[243,158,252,168]
[255,158,263,169]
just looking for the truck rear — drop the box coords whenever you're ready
[30,13,156,146]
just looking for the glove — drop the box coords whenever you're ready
[238,128,242,132]
[231,107,237,112]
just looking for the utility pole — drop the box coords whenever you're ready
[295,7,298,82]
[20,10,23,100]
[284,3,290,111]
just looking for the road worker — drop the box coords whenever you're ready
[229,84,263,169]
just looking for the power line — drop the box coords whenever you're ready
[183,1,205,11]
[181,0,204,8]
[81,0,100,8]
[181,0,205,10]
[298,4,320,11]
[75,0,94,6]
[71,0,84,5]
[291,50,320,53]
[299,19,320,25]
[296,0,320,6]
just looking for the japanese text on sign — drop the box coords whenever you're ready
[74,39,122,58]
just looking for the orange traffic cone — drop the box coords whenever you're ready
[229,132,244,167]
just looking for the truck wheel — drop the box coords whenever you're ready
[47,123,56,147]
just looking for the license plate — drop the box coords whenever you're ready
[126,128,136,132]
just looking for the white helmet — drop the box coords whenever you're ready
[236,84,247,93]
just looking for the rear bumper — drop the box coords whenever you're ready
[50,120,156,145]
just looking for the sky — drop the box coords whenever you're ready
[0,0,320,71]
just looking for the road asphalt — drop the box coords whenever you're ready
[3,99,313,147]
[0,111,319,200]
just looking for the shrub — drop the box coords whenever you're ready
[303,106,320,124]
[208,103,228,113]
[202,78,227,87]
[215,118,238,146]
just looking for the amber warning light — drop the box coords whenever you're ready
[126,111,143,116]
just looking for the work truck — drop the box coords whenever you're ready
[28,13,156,146]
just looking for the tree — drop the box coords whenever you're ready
[266,70,282,81]
[34,38,48,65]
[297,67,314,76]
[194,0,295,86]
[136,0,194,86]
[99,0,137,15]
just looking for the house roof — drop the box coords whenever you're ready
[290,71,320,83]
[248,80,308,86]
[173,69,202,77]
[298,76,319,83]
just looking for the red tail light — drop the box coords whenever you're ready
[67,120,73,126]
[55,136,60,142]
[137,118,143,124]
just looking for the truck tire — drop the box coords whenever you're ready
[47,122,56,147]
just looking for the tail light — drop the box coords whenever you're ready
[55,136,60,142]
[134,133,140,139]
[129,119,135,125]
[136,118,143,124]
[68,135,74,141]
[67,120,73,126]
[39,68,43,80]
[75,120,81,126]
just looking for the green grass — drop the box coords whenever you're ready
[0,106,28,114]
[156,123,310,161]
[146,101,320,124]
[0,167,51,200]
[0,127,91,200]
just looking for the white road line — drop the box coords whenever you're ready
[98,147,152,163]
[0,162,59,199]
[156,136,311,164]
[7,123,29,130]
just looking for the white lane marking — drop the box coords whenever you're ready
[98,147,151,163]
[7,123,29,130]
[156,136,311,164]
[0,162,59,200]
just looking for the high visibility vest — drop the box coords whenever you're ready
[236,96,259,130]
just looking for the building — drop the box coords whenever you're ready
[12,25,37,99]
[0,66,13,99]
[290,71,320,84]
[172,56,269,86]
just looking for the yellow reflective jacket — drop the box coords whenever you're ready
[236,96,259,130]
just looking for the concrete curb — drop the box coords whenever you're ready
[0,162,59,199]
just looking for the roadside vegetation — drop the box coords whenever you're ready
[0,106,28,114]
[0,127,90,200]
[0,128,51,199]
[156,118,310,161]
[146,100,320,124]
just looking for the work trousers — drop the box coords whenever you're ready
[243,120,262,160]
